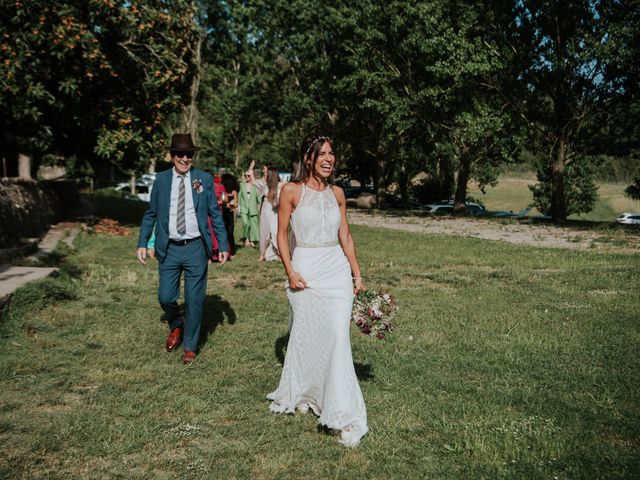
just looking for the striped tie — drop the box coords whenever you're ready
[176,175,186,235]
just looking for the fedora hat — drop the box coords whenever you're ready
[170,133,200,152]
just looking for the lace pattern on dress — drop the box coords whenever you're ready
[291,184,340,248]
[268,181,368,447]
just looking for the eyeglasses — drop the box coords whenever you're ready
[172,151,194,159]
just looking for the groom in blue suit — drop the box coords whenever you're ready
[137,133,229,364]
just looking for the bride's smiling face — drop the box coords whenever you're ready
[311,141,335,179]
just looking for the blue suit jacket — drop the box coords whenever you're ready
[137,167,229,262]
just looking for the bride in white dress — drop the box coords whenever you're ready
[267,134,368,447]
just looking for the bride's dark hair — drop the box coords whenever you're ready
[266,166,280,206]
[290,132,335,183]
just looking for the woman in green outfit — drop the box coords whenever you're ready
[239,167,261,247]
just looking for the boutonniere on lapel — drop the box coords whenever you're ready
[192,179,203,193]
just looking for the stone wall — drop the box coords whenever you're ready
[0,178,79,248]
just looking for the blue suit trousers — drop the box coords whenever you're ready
[158,239,208,352]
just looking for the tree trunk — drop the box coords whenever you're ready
[181,32,203,138]
[18,152,32,179]
[453,150,471,212]
[399,161,408,208]
[550,136,568,223]
[234,147,240,171]
[374,152,386,208]
[435,156,455,201]
[130,174,136,195]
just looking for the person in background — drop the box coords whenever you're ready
[239,163,261,247]
[220,173,239,258]
[255,166,284,261]
[208,175,228,261]
[146,227,157,258]
[254,163,271,259]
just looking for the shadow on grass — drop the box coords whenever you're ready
[274,333,289,365]
[354,362,374,381]
[0,277,78,326]
[199,294,236,349]
[40,250,84,278]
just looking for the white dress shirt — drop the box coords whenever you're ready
[169,168,200,240]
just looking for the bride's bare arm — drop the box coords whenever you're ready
[333,186,365,294]
[277,183,307,289]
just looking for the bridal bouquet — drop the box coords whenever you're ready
[352,289,397,340]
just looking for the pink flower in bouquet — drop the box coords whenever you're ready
[382,293,395,305]
[367,304,383,320]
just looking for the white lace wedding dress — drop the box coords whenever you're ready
[267,184,368,447]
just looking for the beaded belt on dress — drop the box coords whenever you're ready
[295,240,339,248]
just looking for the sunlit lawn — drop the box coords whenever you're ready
[1,204,639,479]
[469,174,639,222]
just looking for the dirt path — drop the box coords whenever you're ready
[347,211,640,252]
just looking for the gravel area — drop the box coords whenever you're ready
[347,210,640,252]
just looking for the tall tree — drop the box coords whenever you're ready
[198,0,338,173]
[511,0,635,222]
[424,1,521,211]
[331,0,519,208]
[0,0,201,177]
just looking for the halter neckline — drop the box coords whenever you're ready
[303,182,330,193]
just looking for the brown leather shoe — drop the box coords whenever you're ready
[165,327,182,352]
[183,351,196,364]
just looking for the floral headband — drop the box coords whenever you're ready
[304,136,331,158]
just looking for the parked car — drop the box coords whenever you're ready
[616,212,640,225]
[464,203,486,215]
[140,173,157,185]
[422,200,486,215]
[345,185,375,199]
[113,173,157,202]
[385,194,422,209]
[115,181,153,202]
[334,179,375,199]
[423,204,454,214]
[491,208,531,218]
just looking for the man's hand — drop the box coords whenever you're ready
[218,251,229,265]
[137,247,147,265]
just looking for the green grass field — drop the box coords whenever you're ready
[1,212,639,479]
[469,174,640,222]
